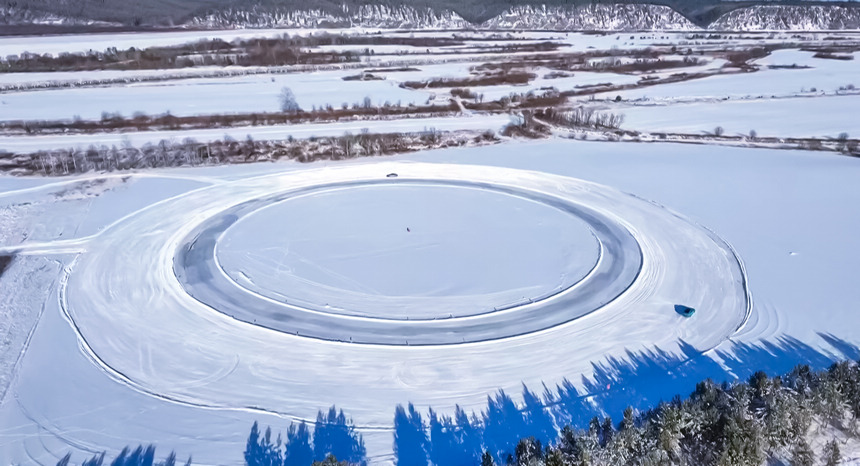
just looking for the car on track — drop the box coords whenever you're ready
[676,305,696,317]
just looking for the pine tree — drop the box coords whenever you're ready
[790,437,814,466]
[718,407,765,466]
[481,451,495,466]
[822,439,841,466]
[653,403,682,460]
[601,417,614,446]
[544,448,565,466]
[514,437,541,466]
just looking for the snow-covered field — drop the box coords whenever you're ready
[0,71,429,122]
[2,27,860,466]
[599,50,860,102]
[620,94,859,137]
[1,140,860,464]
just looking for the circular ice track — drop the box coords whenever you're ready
[175,180,641,345]
[60,162,749,434]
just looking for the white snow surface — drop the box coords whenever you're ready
[0,71,429,122]
[619,94,859,137]
[2,139,860,464]
[600,50,860,102]
[0,155,753,464]
[215,183,602,319]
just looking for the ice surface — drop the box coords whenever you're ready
[215,183,600,319]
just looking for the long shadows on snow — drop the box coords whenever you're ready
[164,334,860,466]
[390,333,859,465]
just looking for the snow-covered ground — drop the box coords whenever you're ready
[598,50,860,102]
[620,94,859,137]
[2,27,860,466]
[0,71,431,122]
[1,140,859,464]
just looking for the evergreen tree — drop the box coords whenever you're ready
[822,439,841,466]
[600,417,613,447]
[312,455,348,466]
[543,448,565,466]
[652,403,682,461]
[718,407,765,466]
[480,451,495,466]
[513,437,541,466]
[790,437,814,466]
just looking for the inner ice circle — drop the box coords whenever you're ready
[175,177,644,345]
[215,183,601,319]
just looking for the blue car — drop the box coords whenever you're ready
[676,305,696,318]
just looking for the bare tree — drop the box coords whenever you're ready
[279,87,301,113]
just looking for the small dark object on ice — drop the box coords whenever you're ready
[407,227,411,232]
[387,173,398,178]
[675,305,696,318]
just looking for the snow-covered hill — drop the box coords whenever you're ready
[7,3,860,31]
[187,3,860,32]
[0,5,117,26]
[187,4,469,29]
[480,4,696,30]
[710,5,860,30]
[188,3,695,31]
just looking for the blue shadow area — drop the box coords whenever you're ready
[245,406,366,466]
[74,334,855,466]
[60,445,188,466]
[393,333,859,465]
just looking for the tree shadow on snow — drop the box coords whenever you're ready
[393,333,860,465]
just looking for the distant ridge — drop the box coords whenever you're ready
[3,1,860,31]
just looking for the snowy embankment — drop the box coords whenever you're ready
[0,115,510,153]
